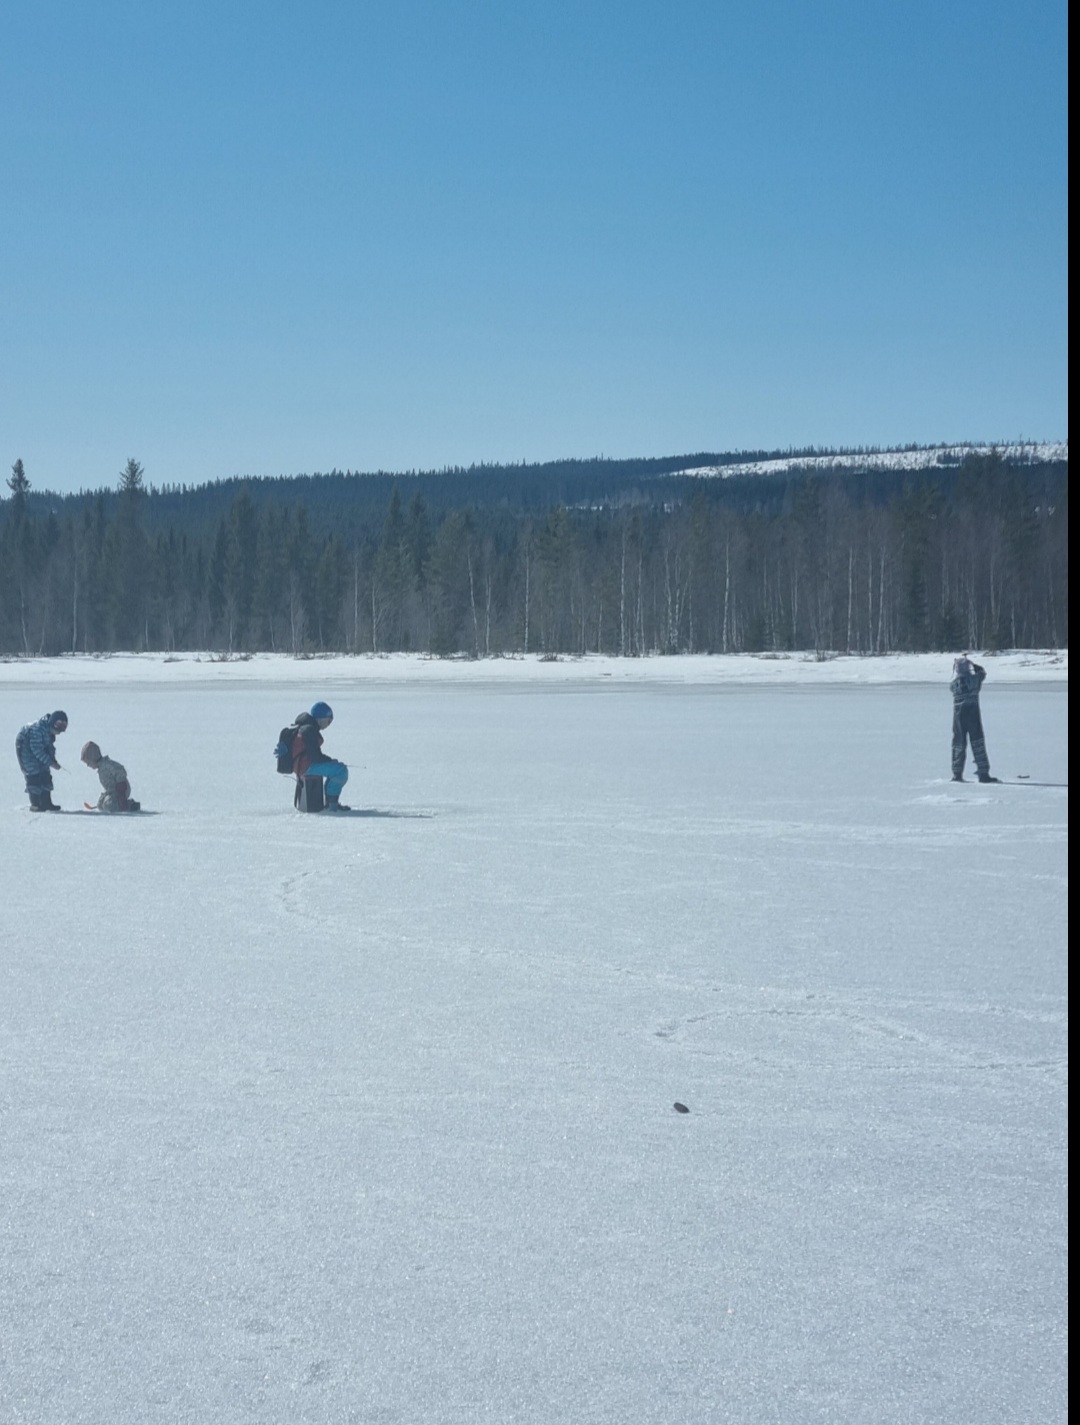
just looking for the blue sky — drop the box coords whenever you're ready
[1,0,1068,494]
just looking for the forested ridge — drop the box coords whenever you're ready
[0,447,1067,657]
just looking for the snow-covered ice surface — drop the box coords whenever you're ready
[0,655,1068,1425]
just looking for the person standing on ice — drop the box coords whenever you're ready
[950,655,999,783]
[290,701,350,810]
[80,741,140,813]
[15,710,68,811]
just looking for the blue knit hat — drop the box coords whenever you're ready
[310,701,333,721]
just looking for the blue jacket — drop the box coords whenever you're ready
[16,714,61,775]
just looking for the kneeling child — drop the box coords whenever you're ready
[81,741,141,813]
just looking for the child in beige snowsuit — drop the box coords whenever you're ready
[80,741,141,812]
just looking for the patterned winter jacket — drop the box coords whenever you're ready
[950,660,986,707]
[16,714,61,774]
[94,754,130,812]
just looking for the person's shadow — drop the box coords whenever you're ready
[333,808,435,819]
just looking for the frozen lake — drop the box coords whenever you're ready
[0,656,1068,1424]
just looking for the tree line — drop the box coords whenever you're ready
[0,451,1067,657]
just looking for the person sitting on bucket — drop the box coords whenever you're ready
[290,701,350,810]
[15,709,68,812]
[80,741,141,813]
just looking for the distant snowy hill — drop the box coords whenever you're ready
[670,442,1068,481]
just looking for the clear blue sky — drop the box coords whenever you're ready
[1,0,1068,494]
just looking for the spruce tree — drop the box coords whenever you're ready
[113,458,150,648]
[3,459,34,652]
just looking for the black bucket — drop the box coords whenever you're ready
[299,774,325,813]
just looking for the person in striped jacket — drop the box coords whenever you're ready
[15,710,69,811]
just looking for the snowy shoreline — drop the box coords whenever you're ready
[0,647,1068,687]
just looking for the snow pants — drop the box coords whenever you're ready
[303,760,349,798]
[15,729,54,799]
[98,780,133,813]
[952,700,989,780]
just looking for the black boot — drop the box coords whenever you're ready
[977,773,1000,784]
[951,774,965,782]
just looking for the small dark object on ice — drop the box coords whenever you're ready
[673,1102,690,1114]
[1017,774,1030,780]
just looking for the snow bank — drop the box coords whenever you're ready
[0,648,1068,688]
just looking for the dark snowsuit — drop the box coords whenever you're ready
[15,714,62,808]
[950,660,990,780]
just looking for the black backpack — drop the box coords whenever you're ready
[274,725,299,775]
